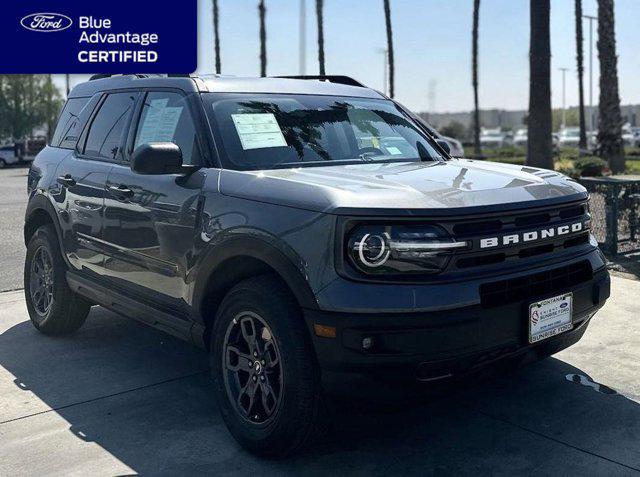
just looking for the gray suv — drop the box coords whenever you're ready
[24,74,610,457]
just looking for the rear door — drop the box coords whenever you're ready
[103,90,207,314]
[55,92,138,277]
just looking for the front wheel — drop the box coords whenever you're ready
[24,224,91,335]
[211,275,326,457]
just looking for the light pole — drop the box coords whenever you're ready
[583,14,597,133]
[559,67,569,129]
[299,0,306,75]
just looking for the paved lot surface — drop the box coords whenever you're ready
[0,277,639,476]
[0,167,29,292]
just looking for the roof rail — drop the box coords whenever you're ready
[89,74,112,81]
[274,75,366,88]
[88,74,153,81]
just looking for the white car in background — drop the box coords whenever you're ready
[622,124,638,148]
[440,135,465,157]
[480,128,508,148]
[513,128,528,148]
[0,145,18,168]
[558,127,581,147]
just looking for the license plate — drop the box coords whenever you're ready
[528,293,573,343]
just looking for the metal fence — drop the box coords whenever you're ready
[579,177,640,256]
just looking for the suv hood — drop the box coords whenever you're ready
[219,159,587,216]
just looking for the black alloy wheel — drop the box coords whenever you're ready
[222,311,283,424]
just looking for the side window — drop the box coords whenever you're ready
[134,92,202,165]
[50,97,90,148]
[84,92,136,161]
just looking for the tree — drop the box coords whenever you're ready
[212,0,221,74]
[527,0,553,170]
[597,0,624,173]
[440,121,467,141]
[575,0,587,151]
[383,0,395,98]
[42,75,63,141]
[316,0,325,75]
[0,75,62,141]
[472,0,481,158]
[258,0,267,77]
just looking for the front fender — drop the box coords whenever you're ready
[191,234,320,321]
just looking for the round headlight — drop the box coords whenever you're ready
[346,224,468,276]
[356,233,391,267]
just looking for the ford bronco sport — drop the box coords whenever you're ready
[24,74,610,457]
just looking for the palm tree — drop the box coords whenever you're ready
[472,0,481,158]
[316,0,325,75]
[258,0,267,77]
[527,0,553,170]
[575,0,587,151]
[383,0,395,98]
[597,0,624,173]
[212,0,221,74]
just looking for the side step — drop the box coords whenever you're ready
[66,271,198,345]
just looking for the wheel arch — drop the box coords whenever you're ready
[25,195,62,245]
[193,236,319,349]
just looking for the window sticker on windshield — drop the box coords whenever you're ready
[386,146,403,155]
[231,113,287,150]
[137,99,183,145]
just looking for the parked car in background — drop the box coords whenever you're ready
[440,135,464,157]
[513,128,527,148]
[622,124,638,148]
[413,117,465,157]
[558,127,581,148]
[480,128,508,148]
[0,144,18,168]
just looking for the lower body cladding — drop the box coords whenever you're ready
[305,265,610,381]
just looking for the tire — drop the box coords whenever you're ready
[24,224,91,336]
[211,275,326,457]
[0,159,5,169]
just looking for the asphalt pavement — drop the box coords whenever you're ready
[0,167,29,292]
[0,277,639,476]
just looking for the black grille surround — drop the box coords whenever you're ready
[443,200,591,276]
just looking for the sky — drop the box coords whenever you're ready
[55,0,640,114]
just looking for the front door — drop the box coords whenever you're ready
[102,91,207,313]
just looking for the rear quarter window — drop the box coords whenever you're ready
[50,96,103,150]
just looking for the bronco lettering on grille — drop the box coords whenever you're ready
[479,222,585,249]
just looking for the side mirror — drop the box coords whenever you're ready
[436,139,451,155]
[131,142,184,175]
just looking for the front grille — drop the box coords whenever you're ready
[480,260,593,308]
[442,201,591,273]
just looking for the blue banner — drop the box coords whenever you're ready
[2,0,197,73]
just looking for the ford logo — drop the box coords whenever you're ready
[20,13,73,32]
[560,302,568,308]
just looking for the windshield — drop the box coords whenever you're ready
[204,93,443,170]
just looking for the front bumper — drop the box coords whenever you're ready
[304,267,610,380]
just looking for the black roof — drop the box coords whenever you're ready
[69,74,384,100]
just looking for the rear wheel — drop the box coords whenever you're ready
[24,224,91,335]
[0,159,6,169]
[211,275,326,457]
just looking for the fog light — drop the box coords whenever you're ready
[362,336,374,350]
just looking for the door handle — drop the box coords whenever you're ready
[108,184,135,200]
[57,174,76,187]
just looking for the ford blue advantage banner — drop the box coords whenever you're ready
[1,0,197,73]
